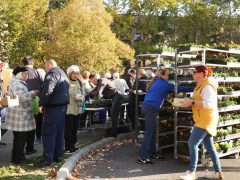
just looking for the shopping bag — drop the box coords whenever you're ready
[32,96,39,115]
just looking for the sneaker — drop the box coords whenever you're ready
[180,170,196,180]
[150,154,165,160]
[212,172,224,179]
[137,157,153,165]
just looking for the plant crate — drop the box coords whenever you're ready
[159,134,174,146]
[228,48,240,53]
[177,118,194,126]
[85,99,112,108]
[159,120,174,132]
[225,133,240,139]
[225,77,240,81]
[178,130,191,141]
[178,46,202,53]
[177,61,202,66]
[206,59,227,65]
[227,62,240,67]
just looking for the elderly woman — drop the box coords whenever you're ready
[65,65,85,153]
[180,65,223,180]
[138,69,193,165]
[5,66,39,164]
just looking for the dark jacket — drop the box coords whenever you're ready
[88,78,116,99]
[39,67,70,107]
[25,66,42,91]
[129,75,149,104]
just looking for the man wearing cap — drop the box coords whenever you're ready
[39,59,69,167]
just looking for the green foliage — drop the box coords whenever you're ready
[49,0,68,9]
[0,0,49,66]
[218,99,237,107]
[106,0,240,52]
[223,56,239,62]
[0,0,134,72]
[44,0,134,72]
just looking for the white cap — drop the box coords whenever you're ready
[66,65,80,75]
[113,72,120,79]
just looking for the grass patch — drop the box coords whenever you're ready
[0,133,106,179]
[0,155,66,180]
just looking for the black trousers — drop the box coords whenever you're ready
[12,131,27,163]
[119,106,125,123]
[111,93,124,136]
[25,114,42,152]
[129,102,136,129]
[79,111,87,128]
[25,130,35,152]
[35,113,43,139]
[65,114,80,151]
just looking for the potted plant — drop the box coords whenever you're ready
[214,143,223,154]
[178,43,204,52]
[219,142,231,153]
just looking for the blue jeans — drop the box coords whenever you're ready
[138,103,158,159]
[42,106,67,162]
[188,127,222,172]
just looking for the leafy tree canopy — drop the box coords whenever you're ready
[44,0,134,72]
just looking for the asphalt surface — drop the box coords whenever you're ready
[78,142,240,180]
[0,123,106,167]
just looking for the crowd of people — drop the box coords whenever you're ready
[0,57,224,179]
[0,56,142,167]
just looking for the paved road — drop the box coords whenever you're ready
[78,142,240,180]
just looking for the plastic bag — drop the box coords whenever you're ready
[32,96,39,115]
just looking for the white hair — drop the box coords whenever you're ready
[113,72,120,79]
[67,65,80,75]
[46,59,57,67]
[95,73,101,79]
[146,70,155,78]
[104,72,111,79]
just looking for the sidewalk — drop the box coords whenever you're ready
[0,125,107,167]
[77,142,240,180]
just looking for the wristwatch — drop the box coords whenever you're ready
[192,100,195,105]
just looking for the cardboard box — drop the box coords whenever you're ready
[172,98,186,107]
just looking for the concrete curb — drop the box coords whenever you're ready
[56,132,134,180]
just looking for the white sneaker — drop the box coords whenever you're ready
[180,171,196,180]
[210,172,224,179]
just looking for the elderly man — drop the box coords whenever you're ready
[87,74,124,137]
[39,59,69,167]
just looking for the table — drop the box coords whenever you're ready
[85,107,106,137]
[84,103,129,137]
